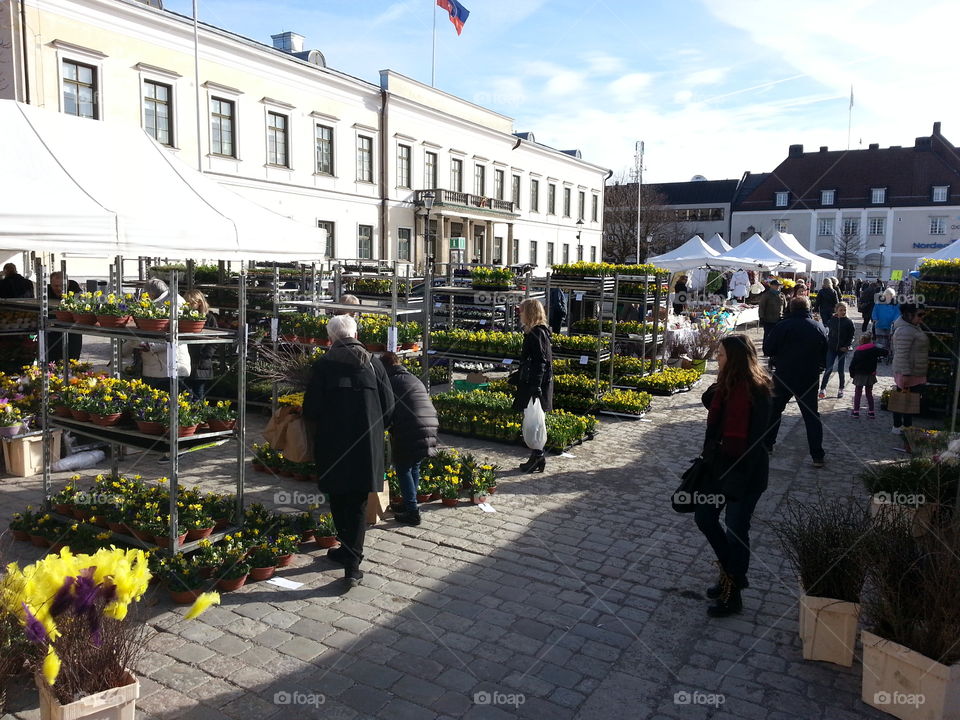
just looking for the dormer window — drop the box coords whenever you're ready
[774,191,789,207]
[933,185,949,203]
[871,187,886,204]
[820,190,835,206]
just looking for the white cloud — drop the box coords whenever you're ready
[683,67,727,87]
[673,90,693,105]
[609,73,654,104]
[583,53,624,75]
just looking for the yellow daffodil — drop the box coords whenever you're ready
[184,591,220,620]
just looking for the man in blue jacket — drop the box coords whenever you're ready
[762,296,828,467]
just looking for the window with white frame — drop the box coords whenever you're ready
[841,218,860,237]
[530,179,540,212]
[933,185,949,202]
[315,124,333,175]
[869,217,885,235]
[871,187,886,204]
[563,187,572,217]
[774,191,788,207]
[424,151,438,188]
[358,224,374,258]
[547,242,555,266]
[397,144,412,188]
[930,217,946,235]
[398,227,412,261]
[450,158,463,192]
[267,111,288,167]
[590,246,596,262]
[210,97,235,157]
[578,191,586,221]
[562,244,570,263]
[774,219,788,232]
[494,169,504,200]
[494,236,503,264]
[512,238,519,263]
[317,220,335,258]
[474,164,485,196]
[577,245,584,262]
[529,240,538,266]
[591,194,599,222]
[356,135,373,182]
[548,184,557,214]
[820,189,835,206]
[63,59,98,119]
[512,175,521,209]
[817,218,834,236]
[143,80,172,145]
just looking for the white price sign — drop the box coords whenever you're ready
[579,355,589,365]
[575,291,584,301]
[270,317,279,343]
[387,326,398,353]
[502,358,513,365]
[166,344,177,378]
[479,319,487,325]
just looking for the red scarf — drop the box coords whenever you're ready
[707,381,752,457]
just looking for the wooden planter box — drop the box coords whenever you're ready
[870,495,941,537]
[799,594,860,667]
[2,431,61,477]
[37,670,139,720]
[862,630,960,720]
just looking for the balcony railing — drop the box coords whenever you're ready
[415,189,515,214]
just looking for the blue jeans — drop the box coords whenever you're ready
[694,488,764,580]
[397,462,421,513]
[820,350,847,391]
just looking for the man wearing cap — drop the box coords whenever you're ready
[757,277,787,345]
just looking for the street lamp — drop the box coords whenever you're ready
[878,242,886,282]
[422,191,435,268]
[576,217,584,262]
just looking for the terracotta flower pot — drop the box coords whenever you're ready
[168,588,202,604]
[400,342,421,351]
[430,492,441,501]
[186,527,214,541]
[93,516,109,529]
[471,494,488,505]
[154,533,187,547]
[135,420,166,435]
[441,497,459,507]
[416,493,433,503]
[73,313,97,325]
[96,315,131,328]
[299,531,316,544]
[364,343,386,352]
[29,534,50,548]
[199,566,216,579]
[53,310,74,322]
[69,409,91,422]
[53,503,72,516]
[315,535,339,549]
[487,486,498,495]
[178,320,207,334]
[214,517,230,531]
[177,425,199,437]
[276,553,294,568]
[252,462,266,473]
[134,317,170,333]
[90,412,122,427]
[208,419,236,432]
[107,521,126,533]
[12,529,30,541]
[53,405,71,418]
[249,566,276,581]
[197,422,210,432]
[216,574,248,592]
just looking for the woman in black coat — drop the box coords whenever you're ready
[819,301,855,399]
[303,315,394,587]
[512,298,553,473]
[379,352,438,526]
[183,290,218,399]
[693,334,772,617]
[813,279,838,325]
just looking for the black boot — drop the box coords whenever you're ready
[707,573,743,617]
[518,452,541,471]
[344,567,364,588]
[394,510,421,526]
[707,573,749,599]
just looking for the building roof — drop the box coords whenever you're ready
[646,179,740,206]
[737,123,960,211]
[733,172,770,206]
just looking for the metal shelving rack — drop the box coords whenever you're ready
[34,257,249,555]
[914,276,960,427]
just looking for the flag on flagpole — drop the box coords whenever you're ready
[437,0,469,35]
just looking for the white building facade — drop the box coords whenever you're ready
[0,0,607,270]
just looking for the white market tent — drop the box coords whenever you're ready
[766,231,838,273]
[648,235,720,272]
[705,233,732,254]
[715,233,804,271]
[918,238,960,262]
[0,100,324,260]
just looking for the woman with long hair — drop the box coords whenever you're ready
[512,298,553,473]
[694,333,772,617]
[183,289,218,399]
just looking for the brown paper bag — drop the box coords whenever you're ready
[282,416,312,463]
[888,389,920,415]
[263,406,297,446]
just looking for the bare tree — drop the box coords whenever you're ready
[602,174,688,263]
[833,230,863,280]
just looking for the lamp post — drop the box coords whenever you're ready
[422,191,435,269]
[634,140,644,264]
[878,242,886,283]
[576,217,584,262]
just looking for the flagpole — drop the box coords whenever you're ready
[846,85,853,151]
[431,1,437,87]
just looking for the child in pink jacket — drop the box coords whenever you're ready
[847,333,889,418]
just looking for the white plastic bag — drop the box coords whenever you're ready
[522,397,547,450]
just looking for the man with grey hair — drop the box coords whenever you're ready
[303,314,394,588]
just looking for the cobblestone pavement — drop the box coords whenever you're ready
[0,318,924,719]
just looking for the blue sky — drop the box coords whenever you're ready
[163,0,960,183]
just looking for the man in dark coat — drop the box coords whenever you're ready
[858,281,878,332]
[47,272,83,363]
[0,263,34,299]
[763,296,828,467]
[757,278,787,347]
[812,279,838,325]
[548,287,567,333]
[379,352,438,526]
[303,315,394,587]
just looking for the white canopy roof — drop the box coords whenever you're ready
[705,233,732,254]
[715,233,805,271]
[919,238,960,262]
[766,231,837,272]
[0,100,324,260]
[648,235,720,271]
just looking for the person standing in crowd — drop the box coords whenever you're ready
[693,334,772,618]
[512,298,553,473]
[673,275,689,316]
[548,287,567,333]
[0,263,34,299]
[792,280,809,299]
[819,302,855,399]
[890,304,929,435]
[871,287,899,358]
[757,278,787,345]
[183,289,218,400]
[813,278,838,325]
[303,315,394,588]
[848,333,887,418]
[763,296,828,467]
[858,280,878,333]
[731,269,750,302]
[47,271,83,363]
[379,352,438,526]
[123,278,191,391]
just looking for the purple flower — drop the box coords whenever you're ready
[49,577,76,617]
[22,604,48,645]
[72,568,99,614]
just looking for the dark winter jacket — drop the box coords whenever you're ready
[813,286,838,320]
[0,273,33,299]
[763,309,828,387]
[548,288,567,331]
[700,383,772,498]
[188,312,219,380]
[757,288,787,323]
[848,343,887,377]
[512,324,554,412]
[826,315,855,353]
[303,337,394,495]
[384,364,438,467]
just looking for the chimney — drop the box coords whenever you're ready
[788,144,803,158]
[819,146,828,152]
[868,143,879,150]
[271,31,304,53]
[933,121,942,135]
[915,136,933,151]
